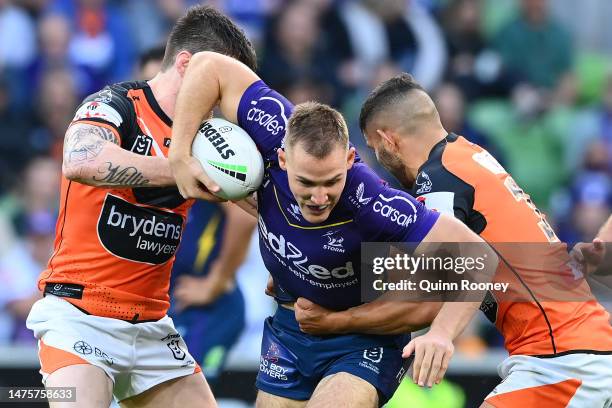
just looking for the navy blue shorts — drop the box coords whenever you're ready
[171,286,245,384]
[255,305,411,406]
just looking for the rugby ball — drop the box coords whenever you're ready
[192,118,264,200]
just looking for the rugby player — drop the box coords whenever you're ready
[169,52,498,408]
[25,6,257,407]
[135,43,257,389]
[298,74,612,407]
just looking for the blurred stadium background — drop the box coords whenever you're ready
[0,0,611,406]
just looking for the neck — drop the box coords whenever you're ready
[147,70,180,119]
[400,127,448,184]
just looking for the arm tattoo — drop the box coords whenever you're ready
[64,124,119,164]
[93,162,150,186]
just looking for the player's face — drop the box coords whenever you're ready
[364,129,409,184]
[279,143,355,223]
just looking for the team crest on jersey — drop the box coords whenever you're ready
[322,230,345,253]
[415,171,433,194]
[131,134,152,155]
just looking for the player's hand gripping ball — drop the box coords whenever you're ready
[192,118,264,200]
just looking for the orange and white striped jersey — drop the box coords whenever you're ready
[413,134,612,356]
[39,81,193,322]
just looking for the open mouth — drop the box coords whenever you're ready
[305,204,329,214]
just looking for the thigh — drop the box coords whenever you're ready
[120,372,216,408]
[28,297,130,385]
[118,316,203,401]
[256,390,308,408]
[256,316,318,401]
[307,372,378,408]
[46,364,113,408]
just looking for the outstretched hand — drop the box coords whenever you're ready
[402,328,454,388]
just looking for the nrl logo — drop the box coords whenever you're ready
[415,171,432,194]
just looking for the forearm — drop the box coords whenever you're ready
[417,214,498,338]
[428,301,481,339]
[328,301,441,335]
[64,142,173,188]
[169,52,258,160]
[169,54,222,159]
[62,123,174,188]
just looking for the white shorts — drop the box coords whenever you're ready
[26,295,201,401]
[485,353,612,407]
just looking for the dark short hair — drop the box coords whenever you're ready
[161,5,257,71]
[286,102,349,159]
[359,73,424,131]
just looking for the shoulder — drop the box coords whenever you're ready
[72,82,142,133]
[342,162,387,212]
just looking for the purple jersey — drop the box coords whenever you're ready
[237,81,439,310]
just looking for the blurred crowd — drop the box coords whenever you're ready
[0,0,611,354]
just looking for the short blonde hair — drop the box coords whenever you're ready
[286,102,349,159]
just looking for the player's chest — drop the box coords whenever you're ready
[257,177,362,269]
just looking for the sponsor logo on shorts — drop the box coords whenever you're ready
[260,342,288,381]
[97,194,183,264]
[73,341,92,355]
[73,341,114,366]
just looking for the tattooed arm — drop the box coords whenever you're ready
[62,123,174,188]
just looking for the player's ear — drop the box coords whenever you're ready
[278,148,287,170]
[377,129,398,151]
[346,147,356,169]
[176,51,192,76]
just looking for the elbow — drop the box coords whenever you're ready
[62,162,93,185]
[62,162,81,181]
